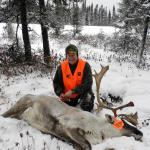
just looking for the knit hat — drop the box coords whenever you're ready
[65,44,78,57]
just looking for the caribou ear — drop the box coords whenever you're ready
[105,114,114,124]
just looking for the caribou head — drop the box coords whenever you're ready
[93,65,143,140]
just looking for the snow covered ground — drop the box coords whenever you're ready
[0,24,150,150]
[64,25,117,35]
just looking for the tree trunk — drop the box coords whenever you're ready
[16,15,19,47]
[138,17,149,64]
[20,0,32,62]
[39,0,50,63]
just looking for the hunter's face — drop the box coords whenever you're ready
[67,52,78,65]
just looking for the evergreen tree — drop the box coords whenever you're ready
[90,3,94,25]
[135,0,150,64]
[0,0,19,23]
[94,4,99,25]
[112,5,117,22]
[103,7,108,25]
[46,0,70,36]
[81,0,86,25]
[85,6,90,25]
[98,7,101,25]
[117,0,150,63]
[72,1,82,37]
[108,10,111,25]
[117,0,136,53]
[100,5,105,25]
[53,0,65,36]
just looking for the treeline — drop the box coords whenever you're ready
[0,0,118,63]
[80,1,118,26]
[64,0,118,26]
[0,0,51,62]
[0,0,118,27]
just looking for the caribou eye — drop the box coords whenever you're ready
[113,117,124,129]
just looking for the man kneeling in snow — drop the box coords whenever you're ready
[53,44,94,112]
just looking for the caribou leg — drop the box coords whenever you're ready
[66,128,92,150]
[2,94,33,119]
[45,124,92,150]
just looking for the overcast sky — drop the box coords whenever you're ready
[86,0,121,11]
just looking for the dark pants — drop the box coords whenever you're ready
[64,91,95,112]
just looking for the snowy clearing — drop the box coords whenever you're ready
[0,24,150,150]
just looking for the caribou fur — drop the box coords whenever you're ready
[2,94,143,150]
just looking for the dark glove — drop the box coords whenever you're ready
[80,101,94,112]
[80,92,95,112]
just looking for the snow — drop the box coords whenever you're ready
[0,23,150,150]
[64,25,117,36]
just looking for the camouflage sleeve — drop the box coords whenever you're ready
[53,65,64,96]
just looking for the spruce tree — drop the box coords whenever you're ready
[117,0,150,63]
[108,10,111,25]
[94,4,98,25]
[85,6,90,25]
[90,3,94,25]
[112,6,117,22]
[72,1,82,37]
[81,0,86,25]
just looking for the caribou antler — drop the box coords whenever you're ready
[93,65,138,126]
[93,65,109,112]
[118,112,138,126]
[93,65,134,115]
[97,101,134,117]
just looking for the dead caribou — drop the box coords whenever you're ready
[1,66,143,150]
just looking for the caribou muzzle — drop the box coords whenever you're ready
[123,119,143,141]
[131,128,143,141]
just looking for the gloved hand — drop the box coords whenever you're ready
[60,93,69,102]
[64,90,73,98]
[80,92,95,112]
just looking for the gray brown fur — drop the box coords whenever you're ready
[2,94,143,150]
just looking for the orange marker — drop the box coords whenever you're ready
[113,117,124,129]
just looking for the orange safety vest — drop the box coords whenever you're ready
[61,58,86,99]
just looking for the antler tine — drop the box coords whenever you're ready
[98,101,134,117]
[118,112,138,126]
[115,101,134,111]
[93,65,136,120]
[114,101,134,117]
[100,64,103,68]
[92,69,98,77]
